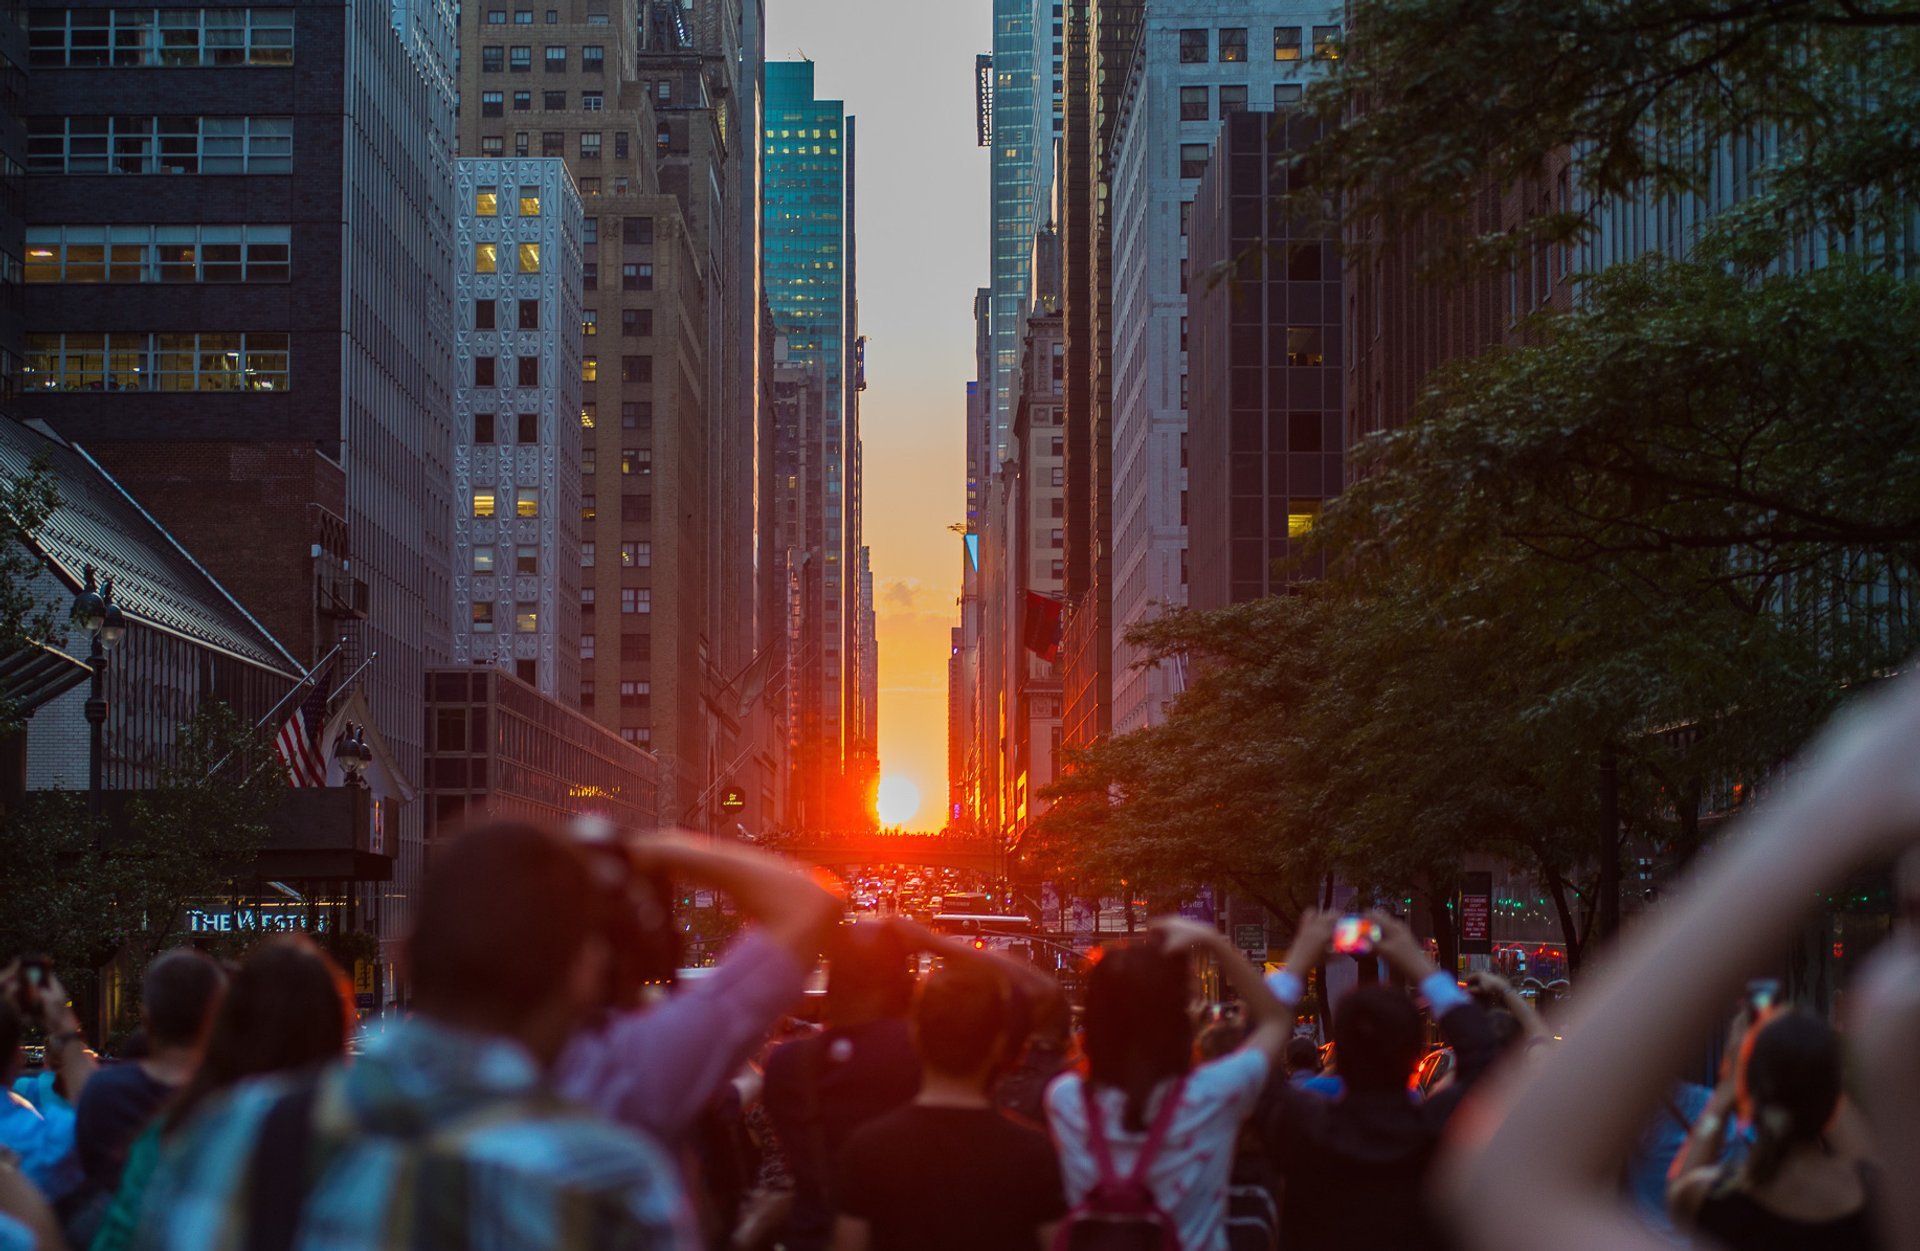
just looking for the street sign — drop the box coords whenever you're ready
[1460,871,1493,955]
[352,959,375,995]
[1233,923,1267,958]
[719,786,747,813]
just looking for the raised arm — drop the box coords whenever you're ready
[1151,915,1292,1064]
[1443,667,1920,1251]
[629,831,843,961]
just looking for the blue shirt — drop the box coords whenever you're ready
[0,1087,83,1200]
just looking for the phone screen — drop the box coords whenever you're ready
[1332,916,1379,955]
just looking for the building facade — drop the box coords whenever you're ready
[451,158,584,698]
[1187,108,1343,612]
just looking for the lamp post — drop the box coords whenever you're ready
[333,722,373,787]
[71,565,126,823]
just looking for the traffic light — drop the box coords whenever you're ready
[972,938,987,951]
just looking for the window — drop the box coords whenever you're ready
[475,242,497,273]
[474,299,496,330]
[620,727,650,745]
[513,90,531,111]
[1178,27,1207,62]
[622,263,652,290]
[479,135,503,156]
[581,446,596,474]
[621,495,650,522]
[1179,143,1209,179]
[472,489,497,518]
[517,411,537,442]
[472,602,495,631]
[517,356,539,386]
[621,355,651,384]
[1273,25,1301,60]
[622,216,653,244]
[580,401,596,427]
[24,224,291,284]
[1287,243,1322,280]
[513,7,532,20]
[621,308,651,337]
[514,132,529,155]
[486,8,505,20]
[613,131,628,159]
[1289,411,1323,452]
[515,659,537,684]
[582,91,603,111]
[473,544,495,572]
[581,494,596,521]
[519,187,541,215]
[621,402,649,427]
[621,588,650,614]
[475,185,498,216]
[619,680,650,705]
[517,242,540,272]
[1050,435,1064,456]
[1179,86,1207,121]
[1219,84,1247,115]
[581,355,597,382]
[621,448,649,475]
[579,177,600,196]
[542,88,564,109]
[481,90,503,116]
[1313,25,1340,59]
[474,411,495,443]
[578,132,601,160]
[583,261,597,290]
[515,488,539,518]
[1288,500,1322,536]
[518,298,539,329]
[581,634,595,659]
[29,8,299,68]
[481,45,503,70]
[581,679,595,705]
[515,606,537,632]
[581,541,595,566]
[1286,327,1324,366]
[1219,27,1246,61]
[621,541,650,567]
[508,45,530,70]
[27,115,292,175]
[582,309,598,336]
[1050,466,1064,487]
[543,44,563,70]
[515,545,538,575]
[581,44,603,71]
[474,356,496,386]
[544,8,556,20]
[582,217,598,244]
[1274,83,1303,107]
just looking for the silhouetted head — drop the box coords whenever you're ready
[406,821,610,1059]
[165,935,354,1134]
[1286,1035,1322,1075]
[0,998,22,1083]
[1084,942,1193,1131]
[825,924,915,1026]
[1738,1009,1844,1187]
[912,964,1010,1082]
[1332,986,1424,1092]
[142,948,227,1051]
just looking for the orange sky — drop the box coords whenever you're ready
[767,1,989,829]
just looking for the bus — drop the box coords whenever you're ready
[929,912,1037,953]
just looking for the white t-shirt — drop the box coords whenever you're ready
[1046,1049,1270,1251]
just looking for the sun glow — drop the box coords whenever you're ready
[875,774,922,827]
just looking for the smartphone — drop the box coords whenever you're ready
[12,956,51,1014]
[1746,977,1780,1015]
[1331,916,1381,957]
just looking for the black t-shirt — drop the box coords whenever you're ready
[73,1061,176,1190]
[835,1104,1066,1251]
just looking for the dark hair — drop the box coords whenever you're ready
[163,935,354,1135]
[408,821,607,1024]
[912,966,1009,1077]
[1286,1035,1321,1075]
[143,949,227,1048]
[1084,942,1193,1132]
[0,997,21,1060]
[1485,1008,1524,1055]
[1197,1018,1246,1061]
[825,924,915,1022]
[1738,1009,1843,1189]
[1332,986,1424,1092]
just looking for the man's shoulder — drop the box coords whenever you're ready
[74,1063,165,1123]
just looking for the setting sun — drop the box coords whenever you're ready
[875,774,922,827]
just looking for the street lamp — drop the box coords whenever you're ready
[71,565,126,822]
[334,722,373,787]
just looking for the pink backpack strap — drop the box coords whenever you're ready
[1080,1075,1190,1188]
[1081,1080,1119,1186]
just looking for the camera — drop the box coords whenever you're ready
[1331,916,1381,957]
[9,956,52,1015]
[572,819,682,1006]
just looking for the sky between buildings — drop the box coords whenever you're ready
[766,0,989,828]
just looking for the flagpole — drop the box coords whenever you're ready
[326,651,378,708]
[253,639,347,733]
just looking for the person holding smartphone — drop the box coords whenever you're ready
[1258,910,1498,1251]
[0,961,95,1214]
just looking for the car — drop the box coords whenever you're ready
[1412,1046,1456,1098]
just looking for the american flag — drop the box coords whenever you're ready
[273,668,334,787]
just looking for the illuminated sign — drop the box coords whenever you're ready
[720,785,747,812]
[975,54,993,147]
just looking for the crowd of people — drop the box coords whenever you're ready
[0,670,1916,1250]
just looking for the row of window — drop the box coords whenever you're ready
[474,297,542,332]
[472,487,540,519]
[25,331,288,391]
[473,355,541,387]
[480,8,566,24]
[580,355,650,384]
[579,540,650,566]
[578,399,651,430]
[478,89,614,115]
[579,447,650,475]
[579,493,651,523]
[28,8,294,68]
[1178,25,1338,64]
[28,116,292,174]
[1179,83,1301,121]
[470,602,540,633]
[478,44,602,72]
[579,308,653,337]
[472,544,541,575]
[25,224,290,283]
[474,186,543,217]
[579,587,652,613]
[475,241,542,274]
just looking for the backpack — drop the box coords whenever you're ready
[1053,1077,1189,1251]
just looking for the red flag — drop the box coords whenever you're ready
[274,713,325,787]
[1023,592,1064,662]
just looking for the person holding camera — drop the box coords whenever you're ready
[0,962,95,1213]
[126,821,700,1250]
[1257,909,1497,1251]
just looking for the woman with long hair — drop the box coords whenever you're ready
[1667,1009,1881,1250]
[1044,917,1292,1251]
[90,935,355,1251]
